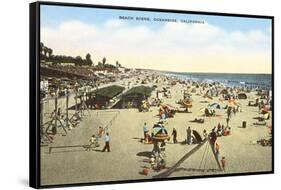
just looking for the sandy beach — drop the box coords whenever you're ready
[35,7,273,187]
[40,75,272,185]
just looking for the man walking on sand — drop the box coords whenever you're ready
[209,128,217,149]
[171,128,178,144]
[102,132,110,152]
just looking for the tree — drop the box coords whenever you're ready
[45,48,50,57]
[42,46,47,57]
[75,56,83,66]
[40,42,44,55]
[49,48,53,57]
[86,53,93,66]
[97,61,102,68]
[102,57,106,68]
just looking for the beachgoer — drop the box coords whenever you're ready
[47,125,57,141]
[51,125,57,135]
[59,115,65,128]
[150,155,156,168]
[203,129,208,139]
[143,122,149,142]
[88,135,98,150]
[102,132,110,152]
[217,123,222,136]
[227,127,231,135]
[57,108,62,117]
[194,117,204,123]
[77,111,82,121]
[233,107,237,115]
[221,125,225,135]
[209,128,217,148]
[226,118,230,127]
[171,128,178,144]
[227,107,232,119]
[50,109,56,118]
[97,126,104,138]
[215,142,220,161]
[155,158,166,171]
[186,126,192,145]
[221,156,226,171]
[152,141,161,157]
[146,133,153,144]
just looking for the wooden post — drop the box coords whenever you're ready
[75,92,78,114]
[40,100,44,126]
[54,95,58,128]
[65,91,69,129]
[40,100,44,142]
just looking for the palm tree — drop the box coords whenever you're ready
[45,48,50,57]
[40,42,44,55]
[49,48,53,57]
[42,46,47,57]
[102,57,106,68]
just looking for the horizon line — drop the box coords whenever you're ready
[134,68,272,75]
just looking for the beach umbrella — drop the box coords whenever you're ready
[192,130,203,143]
[209,103,221,109]
[152,124,169,140]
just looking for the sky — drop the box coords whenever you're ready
[40,5,272,74]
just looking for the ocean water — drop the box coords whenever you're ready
[164,72,272,90]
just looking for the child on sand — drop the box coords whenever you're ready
[97,126,104,138]
[88,135,99,151]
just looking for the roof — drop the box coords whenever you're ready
[94,85,125,99]
[123,86,153,97]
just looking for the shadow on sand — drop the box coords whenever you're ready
[46,149,101,154]
[173,167,222,173]
[136,151,152,158]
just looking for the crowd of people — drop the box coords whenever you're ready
[140,120,230,174]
